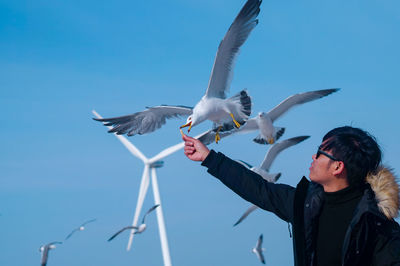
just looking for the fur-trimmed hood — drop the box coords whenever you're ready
[366,166,400,219]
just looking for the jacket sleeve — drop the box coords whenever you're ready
[201,150,296,223]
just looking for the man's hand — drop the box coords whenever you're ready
[182,133,210,162]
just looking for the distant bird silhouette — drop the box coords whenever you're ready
[65,218,97,240]
[252,234,265,264]
[108,204,160,241]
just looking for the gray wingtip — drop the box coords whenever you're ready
[291,135,310,142]
[253,135,268,145]
[233,217,242,227]
[325,88,341,94]
[276,127,285,141]
[274,172,282,182]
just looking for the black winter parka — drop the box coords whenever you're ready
[202,150,400,266]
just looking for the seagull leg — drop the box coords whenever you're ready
[230,113,241,128]
[215,126,222,144]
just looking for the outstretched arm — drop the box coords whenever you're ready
[182,133,210,162]
[202,150,296,223]
[182,133,296,223]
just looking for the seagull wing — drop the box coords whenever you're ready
[108,226,138,242]
[233,205,258,226]
[256,249,266,264]
[255,234,265,264]
[267,88,340,122]
[205,0,261,99]
[256,234,263,249]
[48,241,63,246]
[196,130,214,145]
[93,105,193,136]
[81,218,97,227]
[260,136,310,171]
[65,228,79,240]
[235,159,253,169]
[234,116,259,133]
[141,204,160,224]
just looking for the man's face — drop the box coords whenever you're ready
[309,145,338,185]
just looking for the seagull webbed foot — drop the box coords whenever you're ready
[230,113,241,128]
[215,126,222,144]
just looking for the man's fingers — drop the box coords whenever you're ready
[184,140,194,147]
[184,146,195,152]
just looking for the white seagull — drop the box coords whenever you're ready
[108,204,160,242]
[198,88,339,145]
[65,218,97,240]
[252,234,266,264]
[94,0,262,143]
[238,135,309,182]
[39,241,62,266]
[233,136,309,226]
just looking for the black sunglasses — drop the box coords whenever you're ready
[316,147,340,161]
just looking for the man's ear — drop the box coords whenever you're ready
[332,161,345,176]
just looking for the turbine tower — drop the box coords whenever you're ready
[93,110,205,266]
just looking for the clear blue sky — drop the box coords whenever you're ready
[1,0,399,265]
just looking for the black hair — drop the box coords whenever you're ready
[321,126,381,186]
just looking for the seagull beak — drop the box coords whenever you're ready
[180,121,192,132]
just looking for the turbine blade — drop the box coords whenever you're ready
[150,142,184,163]
[149,130,210,163]
[126,165,151,251]
[151,168,172,266]
[92,110,148,162]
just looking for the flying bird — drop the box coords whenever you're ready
[233,136,309,226]
[252,234,266,264]
[198,88,339,145]
[108,204,160,242]
[65,218,97,240]
[39,241,62,266]
[238,135,309,182]
[94,0,263,143]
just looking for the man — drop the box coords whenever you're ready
[182,126,400,266]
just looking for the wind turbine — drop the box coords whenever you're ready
[93,110,205,266]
